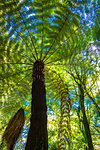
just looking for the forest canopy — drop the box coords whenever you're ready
[0,0,100,150]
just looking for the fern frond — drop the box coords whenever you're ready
[46,69,72,149]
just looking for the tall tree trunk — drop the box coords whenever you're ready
[78,84,94,150]
[25,60,48,150]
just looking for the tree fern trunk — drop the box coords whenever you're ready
[78,84,94,150]
[25,60,48,150]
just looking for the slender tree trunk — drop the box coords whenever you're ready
[25,60,48,150]
[78,84,94,150]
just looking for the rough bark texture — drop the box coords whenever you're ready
[2,108,25,150]
[79,84,94,150]
[25,60,48,150]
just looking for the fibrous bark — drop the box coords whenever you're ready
[2,108,25,150]
[25,60,48,150]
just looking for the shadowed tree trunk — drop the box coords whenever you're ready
[78,84,94,150]
[25,60,48,150]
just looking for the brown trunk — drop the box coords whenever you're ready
[2,108,25,150]
[25,60,48,150]
[78,84,94,150]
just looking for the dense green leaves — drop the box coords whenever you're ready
[0,0,100,149]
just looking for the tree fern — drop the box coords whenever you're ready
[0,0,98,149]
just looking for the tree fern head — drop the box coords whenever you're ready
[1,0,81,63]
[0,0,82,102]
[1,0,98,102]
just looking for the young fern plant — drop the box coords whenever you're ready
[0,0,82,149]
